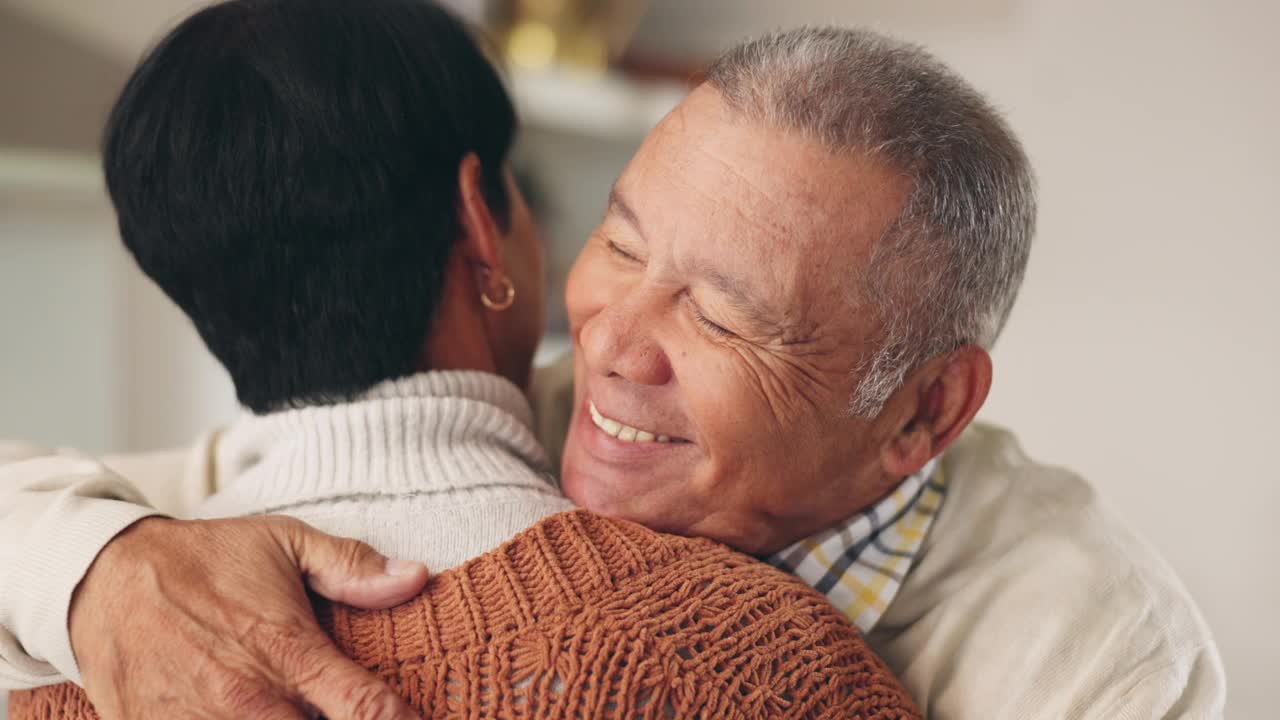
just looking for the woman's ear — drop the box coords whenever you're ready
[881,345,993,477]
[456,152,504,279]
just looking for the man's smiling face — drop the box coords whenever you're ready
[559,85,913,554]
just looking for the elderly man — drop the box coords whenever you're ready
[2,24,1222,720]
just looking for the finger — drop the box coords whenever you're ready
[272,517,429,609]
[205,676,310,720]
[289,641,418,720]
[250,701,311,720]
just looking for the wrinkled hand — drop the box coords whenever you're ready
[68,515,429,720]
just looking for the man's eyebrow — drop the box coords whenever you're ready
[693,261,808,342]
[608,186,811,344]
[607,187,645,240]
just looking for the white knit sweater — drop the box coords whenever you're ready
[197,371,574,569]
[0,370,574,690]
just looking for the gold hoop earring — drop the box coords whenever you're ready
[480,274,516,311]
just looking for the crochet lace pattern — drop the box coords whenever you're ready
[10,510,921,719]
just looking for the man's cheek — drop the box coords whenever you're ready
[682,413,749,498]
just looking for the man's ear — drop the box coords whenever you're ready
[881,345,992,477]
[456,152,504,280]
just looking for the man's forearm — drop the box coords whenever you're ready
[0,448,161,688]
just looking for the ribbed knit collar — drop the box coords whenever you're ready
[198,371,557,517]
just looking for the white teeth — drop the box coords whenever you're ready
[589,401,670,444]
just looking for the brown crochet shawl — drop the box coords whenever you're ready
[11,510,920,719]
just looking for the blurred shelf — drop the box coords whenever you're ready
[0,148,101,193]
[510,66,687,141]
[0,148,109,217]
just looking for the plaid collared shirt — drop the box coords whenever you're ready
[769,459,947,632]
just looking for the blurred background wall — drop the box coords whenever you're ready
[1,1,1275,716]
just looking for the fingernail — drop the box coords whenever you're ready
[385,558,425,577]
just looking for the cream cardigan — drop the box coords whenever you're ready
[0,361,1225,718]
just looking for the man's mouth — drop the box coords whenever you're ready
[588,401,688,444]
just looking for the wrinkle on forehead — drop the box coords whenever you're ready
[626,85,909,344]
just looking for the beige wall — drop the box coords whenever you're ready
[0,8,127,153]
[0,206,123,451]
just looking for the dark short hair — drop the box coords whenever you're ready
[103,0,517,413]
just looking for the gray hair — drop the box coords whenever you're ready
[705,27,1036,417]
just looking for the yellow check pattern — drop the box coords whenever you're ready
[769,459,946,632]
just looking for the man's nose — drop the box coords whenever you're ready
[579,292,673,387]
